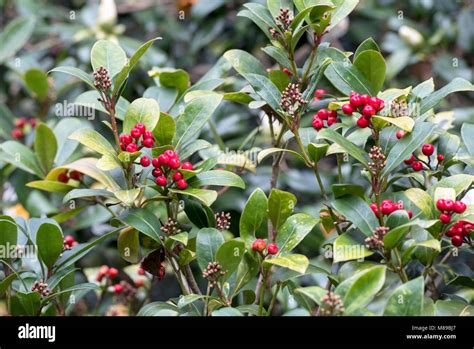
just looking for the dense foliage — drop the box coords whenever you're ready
[0,0,473,317]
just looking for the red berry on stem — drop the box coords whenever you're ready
[362,105,375,118]
[165,150,177,159]
[142,138,154,148]
[357,117,370,128]
[439,213,451,224]
[135,123,146,134]
[126,143,138,153]
[437,154,444,162]
[412,161,423,171]
[158,154,169,166]
[152,158,160,168]
[451,235,463,247]
[267,243,278,255]
[368,97,383,111]
[108,267,119,278]
[396,130,406,139]
[169,158,181,170]
[64,235,75,246]
[172,171,183,182]
[349,95,362,107]
[152,168,162,177]
[70,171,82,180]
[58,172,69,183]
[140,157,151,167]
[453,201,467,214]
[282,68,292,77]
[422,144,434,156]
[131,128,142,139]
[176,179,188,190]
[312,117,324,130]
[252,239,266,252]
[317,109,329,120]
[370,203,379,216]
[403,154,415,165]
[156,176,167,186]
[444,199,454,212]
[329,110,337,118]
[143,131,154,140]
[120,134,132,145]
[315,89,326,96]
[15,117,27,128]
[341,104,353,115]
[138,267,145,276]
[407,210,413,219]
[29,118,37,127]
[436,199,446,211]
[181,162,193,170]
[11,128,23,139]
[327,116,337,126]
[135,279,144,288]
[113,284,123,294]
[381,202,395,215]
[359,94,369,104]
[120,143,126,151]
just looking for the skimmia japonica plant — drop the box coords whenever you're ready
[0,0,473,317]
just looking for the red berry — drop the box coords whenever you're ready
[315,89,326,96]
[349,95,362,107]
[267,243,278,255]
[446,227,457,237]
[158,154,169,166]
[407,210,413,219]
[135,279,144,288]
[126,143,138,153]
[113,284,123,294]
[11,128,23,139]
[437,154,444,162]
[143,131,154,139]
[312,117,324,130]
[152,168,162,177]
[370,203,379,216]
[15,117,27,128]
[135,123,146,134]
[140,156,151,167]
[138,267,145,275]
[317,109,329,120]
[176,179,188,190]
[436,199,446,211]
[327,116,337,126]
[329,110,337,118]
[422,144,434,157]
[169,158,181,170]
[131,128,142,139]
[412,161,423,171]
[341,104,353,115]
[29,118,37,128]
[119,134,132,145]
[108,267,119,279]
[70,171,82,180]
[58,172,69,183]
[356,117,370,128]
[444,199,454,212]
[282,68,292,77]
[453,201,467,214]
[181,162,193,170]
[362,105,375,118]
[368,97,382,111]
[173,171,183,182]
[396,130,406,139]
[451,235,463,247]
[359,94,369,104]
[439,213,451,224]
[142,138,154,148]
[64,235,75,246]
[381,202,395,215]
[252,239,266,252]
[164,150,176,159]
[403,155,414,165]
[152,158,160,168]
[120,143,126,151]
[156,176,167,186]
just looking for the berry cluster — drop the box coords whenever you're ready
[269,8,293,39]
[403,143,444,172]
[280,83,307,117]
[202,261,226,288]
[436,199,466,225]
[312,108,338,130]
[319,291,345,316]
[11,117,37,139]
[215,211,231,231]
[370,200,413,218]
[63,235,77,251]
[31,279,51,297]
[446,220,473,247]
[120,123,155,152]
[96,265,119,283]
[341,92,384,128]
[141,150,192,190]
[251,239,278,255]
[109,280,137,301]
[57,170,83,183]
[313,89,327,102]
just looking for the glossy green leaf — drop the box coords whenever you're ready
[384,277,424,316]
[153,112,175,146]
[74,91,130,120]
[34,123,58,173]
[354,37,380,60]
[26,180,76,193]
[294,286,327,305]
[123,98,160,134]
[333,230,373,262]
[324,61,375,96]
[257,147,305,164]
[242,73,281,111]
[90,40,127,79]
[239,188,268,247]
[404,188,433,218]
[268,189,297,231]
[332,196,378,236]
[0,220,17,261]
[0,16,35,63]
[0,141,44,177]
[224,49,267,76]
[317,128,369,167]
[372,116,414,132]
[196,228,224,271]
[36,223,64,269]
[69,128,116,156]
[115,208,162,242]
[169,188,217,207]
[353,50,386,93]
[158,68,190,96]
[188,170,245,189]
[118,228,140,263]
[264,254,309,274]
[49,66,96,90]
[420,78,474,114]
[215,240,246,282]
[276,213,319,255]
[24,68,49,101]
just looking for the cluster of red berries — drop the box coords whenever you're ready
[140,150,193,190]
[251,239,278,255]
[370,200,413,218]
[403,144,444,172]
[119,123,155,153]
[96,265,119,283]
[11,117,37,139]
[63,235,77,251]
[445,220,473,247]
[57,170,83,183]
[312,108,339,130]
[313,89,327,102]
[436,199,467,225]
[341,92,384,128]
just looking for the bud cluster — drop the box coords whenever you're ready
[365,226,390,250]
[269,8,293,39]
[280,83,307,117]
[215,212,231,231]
[368,146,386,174]
[93,66,112,92]
[31,280,51,297]
[160,218,181,236]
[319,291,345,316]
[202,261,226,288]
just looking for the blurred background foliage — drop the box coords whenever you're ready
[0,0,473,309]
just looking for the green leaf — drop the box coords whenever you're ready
[232,253,259,296]
[332,196,378,237]
[215,240,246,282]
[268,189,297,230]
[183,197,216,229]
[428,174,474,197]
[332,184,365,199]
[74,91,130,120]
[353,50,386,93]
[354,37,381,60]
[90,40,127,79]
[174,93,223,148]
[384,219,438,250]
[435,300,473,316]
[327,0,359,30]
[169,188,218,207]
[267,0,293,18]
[26,180,76,193]
[381,122,435,177]
[63,188,114,203]
[137,302,179,316]
[0,16,35,63]
[276,213,319,255]
[49,66,96,90]
[404,188,433,218]
[196,228,224,271]
[169,232,188,246]
[335,266,386,314]
[0,141,44,177]
[420,78,474,114]
[324,61,375,96]
[317,128,369,167]
[212,307,243,316]
[53,117,84,165]
[123,98,160,134]
[0,273,17,297]
[461,124,474,157]
[268,70,291,92]
[35,123,58,173]
[239,188,268,247]
[241,73,281,111]
[384,277,424,316]
[264,254,309,274]
[112,37,160,96]
[372,116,414,132]
[412,78,434,99]
[114,189,141,207]
[0,219,17,261]
[11,292,41,316]
[153,112,175,146]
[223,49,267,76]
[24,68,49,101]
[294,286,327,305]
[51,206,86,224]
[333,230,373,262]
[257,147,305,163]
[188,170,245,189]
[69,128,117,157]
[118,228,140,263]
[261,46,292,71]
[158,69,190,96]
[308,143,329,163]
[115,208,162,243]
[237,3,275,41]
[36,223,64,269]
